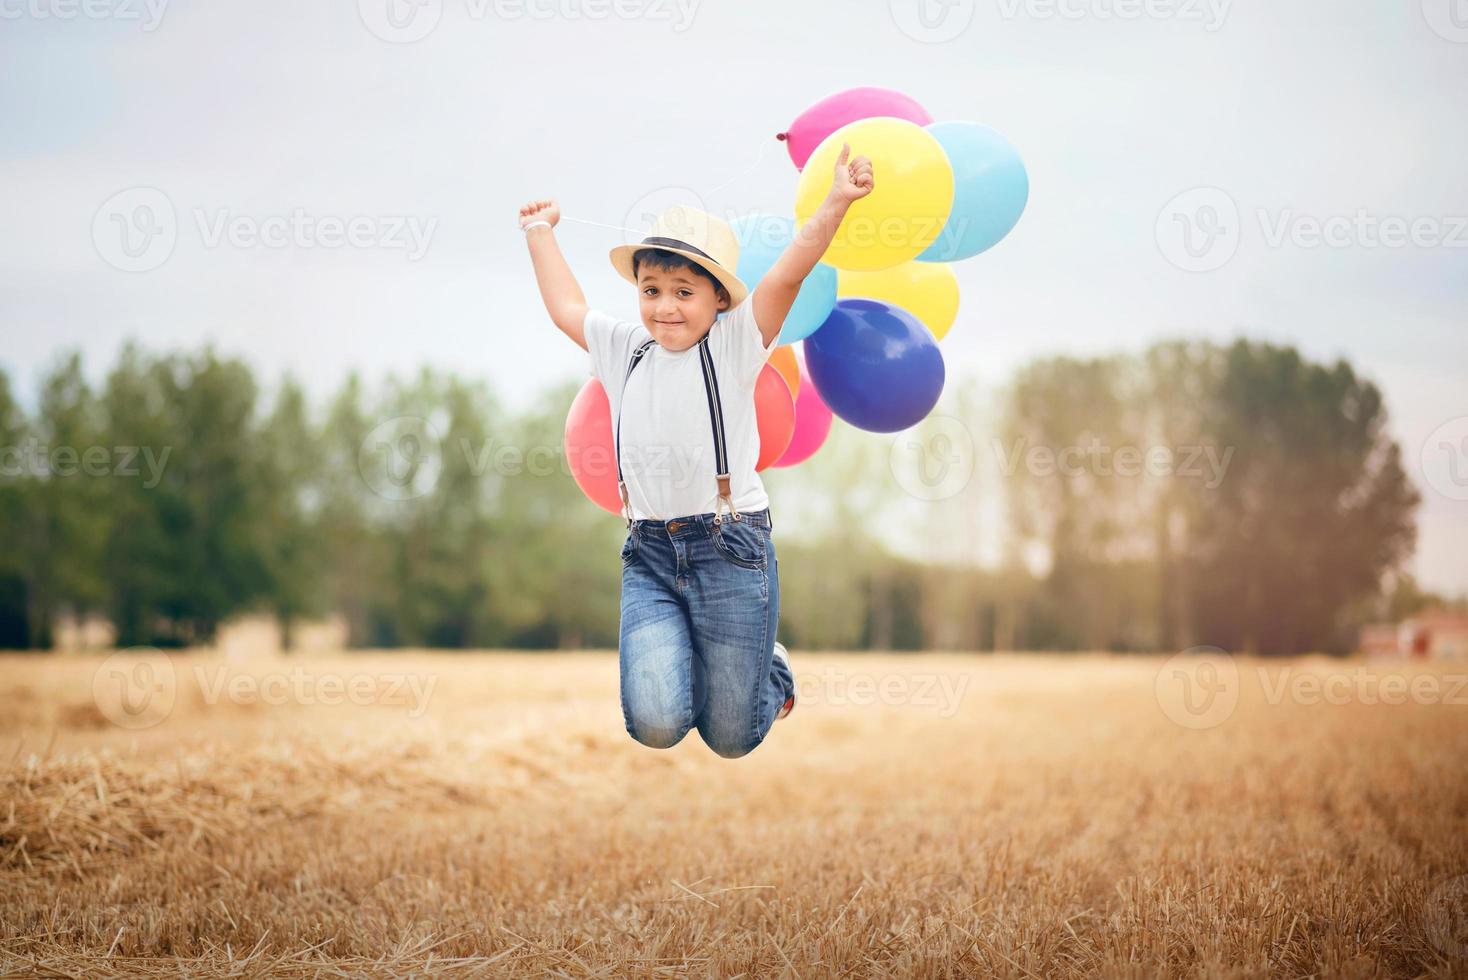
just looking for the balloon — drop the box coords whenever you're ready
[564,378,623,515]
[771,350,833,467]
[837,262,960,341]
[804,299,945,433]
[754,362,796,470]
[731,214,837,344]
[767,344,800,399]
[917,122,1028,262]
[779,87,932,172]
[795,118,954,272]
[568,366,796,505]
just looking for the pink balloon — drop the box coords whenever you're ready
[771,351,834,467]
[564,378,623,516]
[779,87,933,172]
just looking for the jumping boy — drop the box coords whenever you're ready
[518,143,873,757]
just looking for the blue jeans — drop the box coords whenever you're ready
[618,507,793,758]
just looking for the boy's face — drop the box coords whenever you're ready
[636,262,730,352]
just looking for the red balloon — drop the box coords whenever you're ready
[570,366,796,509]
[754,362,796,471]
[564,378,622,515]
[772,349,834,467]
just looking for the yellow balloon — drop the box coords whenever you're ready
[837,262,960,341]
[794,117,954,272]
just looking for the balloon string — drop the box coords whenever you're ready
[559,134,777,236]
[558,215,644,236]
[704,135,771,196]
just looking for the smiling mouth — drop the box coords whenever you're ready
[654,320,684,327]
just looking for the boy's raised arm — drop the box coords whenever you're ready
[520,198,590,352]
[753,144,874,349]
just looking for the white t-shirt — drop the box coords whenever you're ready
[585,298,776,521]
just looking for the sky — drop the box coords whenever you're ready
[2,0,1466,593]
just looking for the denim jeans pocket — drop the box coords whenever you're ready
[710,520,767,570]
[620,531,638,567]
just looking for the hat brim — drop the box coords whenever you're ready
[610,243,749,309]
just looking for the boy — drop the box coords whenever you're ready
[519,144,873,757]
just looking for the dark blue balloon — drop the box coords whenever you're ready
[803,299,945,433]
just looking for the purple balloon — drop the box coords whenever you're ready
[803,299,945,433]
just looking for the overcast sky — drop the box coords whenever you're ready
[2,0,1465,592]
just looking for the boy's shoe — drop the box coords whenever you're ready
[772,641,795,720]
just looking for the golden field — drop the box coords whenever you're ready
[2,650,1467,978]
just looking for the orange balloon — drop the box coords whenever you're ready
[755,363,796,470]
[768,345,800,399]
[564,378,622,515]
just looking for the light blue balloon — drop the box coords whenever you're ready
[917,122,1028,262]
[730,213,837,345]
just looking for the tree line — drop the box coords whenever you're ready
[0,336,1438,654]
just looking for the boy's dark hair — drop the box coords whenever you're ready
[632,249,730,304]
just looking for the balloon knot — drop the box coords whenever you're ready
[775,132,788,141]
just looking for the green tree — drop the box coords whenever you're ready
[101,345,270,646]
[257,375,324,651]
[0,370,32,647]
[1187,342,1419,653]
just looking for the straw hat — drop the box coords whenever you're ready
[609,205,749,308]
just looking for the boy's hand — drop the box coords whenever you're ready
[828,143,874,204]
[519,199,561,230]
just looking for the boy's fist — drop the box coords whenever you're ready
[519,199,560,230]
[829,143,874,203]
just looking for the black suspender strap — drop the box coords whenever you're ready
[695,336,739,524]
[614,335,740,528]
[615,339,657,527]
